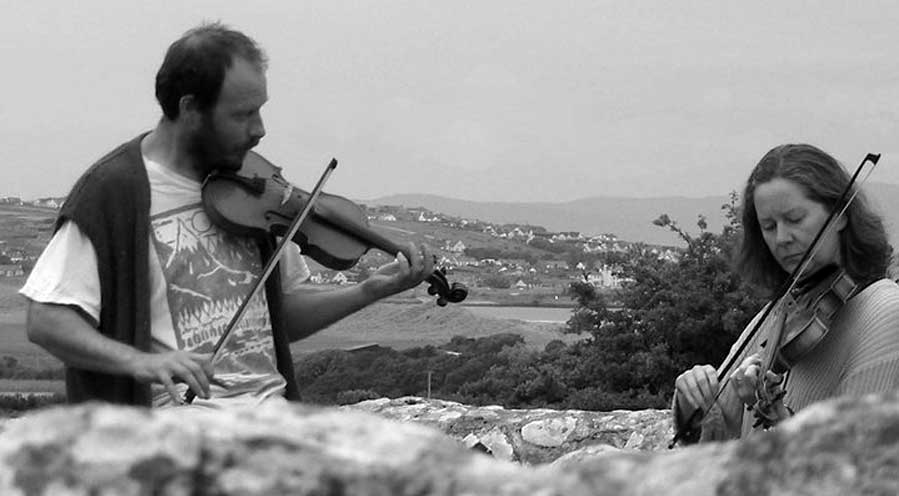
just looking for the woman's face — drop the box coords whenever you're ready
[753,177,845,276]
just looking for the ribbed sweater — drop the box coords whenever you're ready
[682,278,899,441]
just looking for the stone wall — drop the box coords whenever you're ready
[0,392,897,495]
[343,396,671,464]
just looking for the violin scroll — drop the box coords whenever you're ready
[425,267,468,306]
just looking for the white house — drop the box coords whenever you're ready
[0,265,24,277]
[447,240,466,253]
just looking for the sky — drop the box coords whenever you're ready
[3,1,899,202]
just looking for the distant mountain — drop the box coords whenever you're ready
[367,182,899,247]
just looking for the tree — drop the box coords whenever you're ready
[563,194,766,408]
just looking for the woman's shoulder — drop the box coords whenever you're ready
[843,278,899,325]
[854,278,899,305]
[838,278,899,377]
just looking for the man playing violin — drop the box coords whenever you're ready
[20,22,435,408]
[672,144,899,442]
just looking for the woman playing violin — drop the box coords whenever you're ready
[673,143,899,442]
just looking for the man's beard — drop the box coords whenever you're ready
[186,117,246,176]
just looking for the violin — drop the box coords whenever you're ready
[748,265,860,428]
[768,265,859,373]
[201,151,468,306]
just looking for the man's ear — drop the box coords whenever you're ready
[178,95,202,128]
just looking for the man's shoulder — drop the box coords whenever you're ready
[65,134,149,199]
[59,133,151,224]
[80,134,149,186]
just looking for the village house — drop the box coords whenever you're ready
[417,211,441,222]
[543,260,569,271]
[585,263,622,289]
[367,213,397,222]
[32,197,63,209]
[445,240,466,253]
[0,264,25,277]
[656,248,680,262]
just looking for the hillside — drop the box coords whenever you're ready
[0,205,56,261]
[369,182,899,247]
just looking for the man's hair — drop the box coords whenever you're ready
[155,21,268,120]
[735,143,892,293]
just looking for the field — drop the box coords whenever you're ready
[0,278,61,371]
[292,300,578,357]
[0,204,55,259]
[0,274,582,396]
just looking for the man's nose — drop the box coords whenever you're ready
[249,115,266,140]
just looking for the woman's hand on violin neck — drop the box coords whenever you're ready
[674,364,719,414]
[729,354,762,405]
[362,242,435,299]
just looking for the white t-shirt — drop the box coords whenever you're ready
[20,156,309,408]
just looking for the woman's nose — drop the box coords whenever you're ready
[775,224,793,245]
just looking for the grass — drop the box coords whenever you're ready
[0,379,64,394]
[292,300,580,357]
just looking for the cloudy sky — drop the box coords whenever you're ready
[3,1,898,202]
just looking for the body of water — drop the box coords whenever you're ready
[463,305,573,324]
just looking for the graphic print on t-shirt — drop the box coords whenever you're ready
[149,203,277,372]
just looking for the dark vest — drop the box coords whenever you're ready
[57,133,300,405]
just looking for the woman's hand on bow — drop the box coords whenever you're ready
[674,364,719,414]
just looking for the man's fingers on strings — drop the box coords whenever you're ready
[394,252,410,273]
[407,243,423,271]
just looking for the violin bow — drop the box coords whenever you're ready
[183,158,338,404]
[669,152,880,447]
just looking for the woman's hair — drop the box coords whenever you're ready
[736,144,892,292]
[155,21,267,120]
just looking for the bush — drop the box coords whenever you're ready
[335,389,381,405]
[0,393,65,413]
[0,355,64,380]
